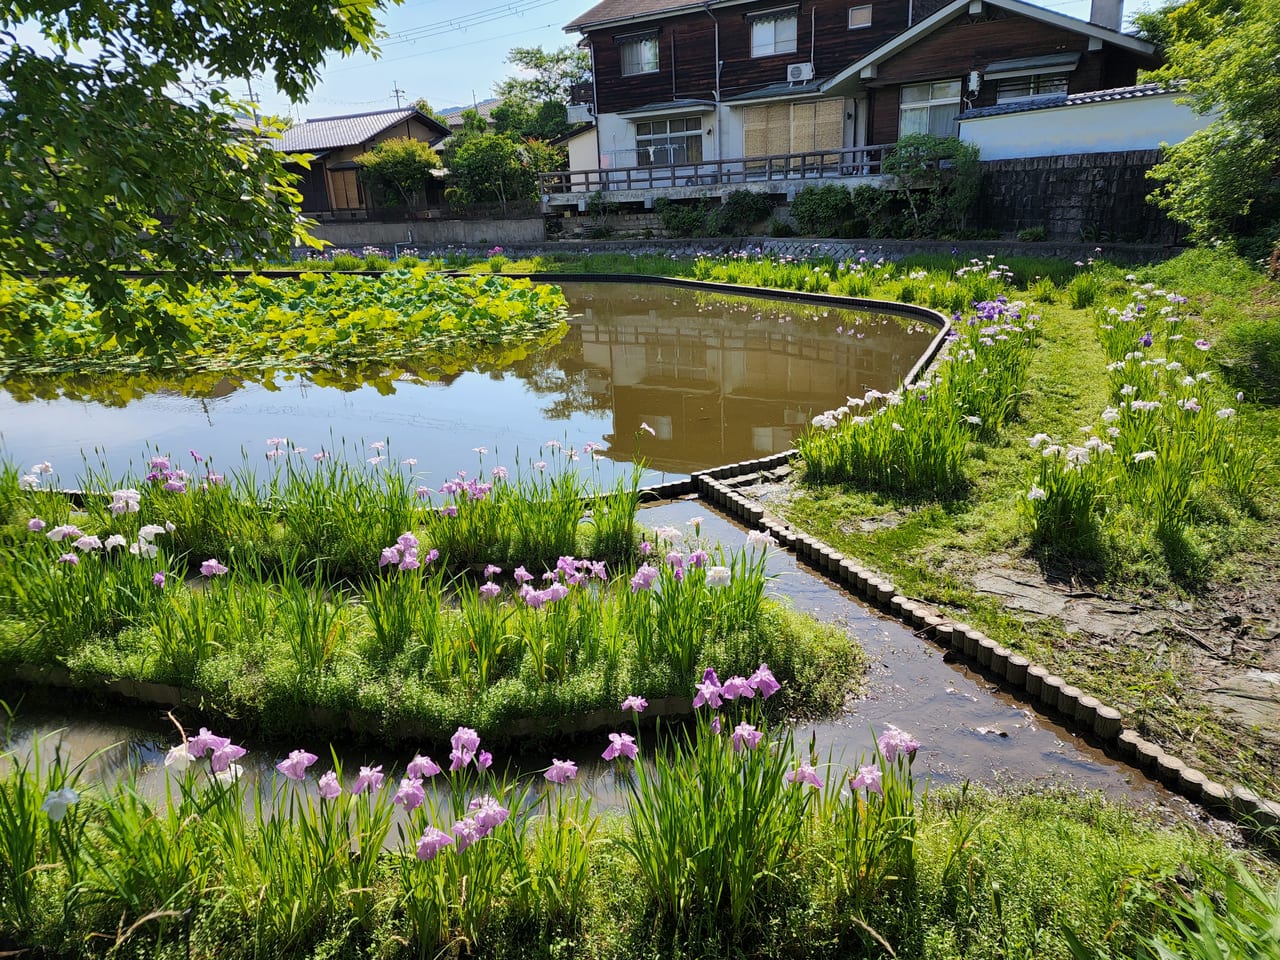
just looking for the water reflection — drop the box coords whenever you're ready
[0,282,935,481]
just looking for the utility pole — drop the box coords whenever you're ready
[244,76,261,124]
[392,83,406,108]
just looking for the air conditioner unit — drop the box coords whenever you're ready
[787,62,815,82]
[566,103,594,124]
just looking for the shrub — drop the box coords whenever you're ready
[330,254,364,271]
[354,137,442,210]
[767,218,796,237]
[789,184,853,236]
[707,190,772,235]
[882,134,981,236]
[1017,226,1048,242]
[655,198,711,238]
[848,184,888,236]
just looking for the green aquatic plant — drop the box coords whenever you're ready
[0,269,569,381]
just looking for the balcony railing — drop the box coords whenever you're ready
[540,144,891,198]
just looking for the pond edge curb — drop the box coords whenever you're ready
[685,461,1280,835]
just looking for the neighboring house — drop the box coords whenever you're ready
[278,108,451,219]
[545,0,1161,209]
[437,99,502,134]
[547,122,600,193]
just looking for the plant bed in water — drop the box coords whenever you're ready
[0,449,859,745]
[1,675,1265,959]
[0,270,569,380]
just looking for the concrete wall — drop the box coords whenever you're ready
[959,92,1209,161]
[972,149,1183,244]
[311,218,546,249]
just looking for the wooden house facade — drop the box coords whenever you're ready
[279,108,451,219]
[545,0,1159,207]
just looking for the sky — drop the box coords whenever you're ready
[36,0,1166,122]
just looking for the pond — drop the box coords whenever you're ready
[0,281,935,485]
[1,276,1179,819]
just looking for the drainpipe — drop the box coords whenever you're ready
[703,3,722,165]
[587,38,603,175]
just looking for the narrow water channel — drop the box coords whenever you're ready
[2,502,1180,819]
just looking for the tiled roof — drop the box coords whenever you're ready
[565,0,702,31]
[278,109,436,152]
[958,82,1175,120]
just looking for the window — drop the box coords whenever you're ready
[848,5,872,28]
[996,72,1069,102]
[750,12,797,57]
[899,80,962,138]
[743,98,845,171]
[635,117,703,166]
[620,36,659,76]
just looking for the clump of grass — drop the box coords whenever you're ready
[798,295,1038,496]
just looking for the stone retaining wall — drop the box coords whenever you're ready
[972,150,1185,245]
[394,236,1181,266]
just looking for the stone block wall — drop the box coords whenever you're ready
[973,150,1186,245]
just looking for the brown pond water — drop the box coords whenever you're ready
[0,281,934,486]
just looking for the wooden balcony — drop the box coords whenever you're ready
[540,144,891,210]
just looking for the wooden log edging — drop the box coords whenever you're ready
[5,663,699,746]
[680,463,1280,834]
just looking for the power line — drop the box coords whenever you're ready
[385,0,565,46]
[326,20,563,74]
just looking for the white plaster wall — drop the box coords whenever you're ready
[595,113,637,169]
[959,93,1209,161]
[564,128,599,192]
[721,105,745,162]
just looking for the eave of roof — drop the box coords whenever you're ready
[617,98,717,118]
[722,79,825,104]
[549,122,597,146]
[958,81,1177,120]
[565,0,773,33]
[819,0,1157,93]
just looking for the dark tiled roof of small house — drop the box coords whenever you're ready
[565,0,704,31]
[278,109,444,152]
[958,82,1175,120]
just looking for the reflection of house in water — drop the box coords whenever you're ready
[561,287,932,473]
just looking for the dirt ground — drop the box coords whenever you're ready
[742,470,1280,798]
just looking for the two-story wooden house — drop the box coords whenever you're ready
[544,0,1158,209]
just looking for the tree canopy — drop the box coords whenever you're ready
[494,46,591,108]
[355,137,442,210]
[0,0,383,337]
[491,45,590,143]
[1137,0,1280,255]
